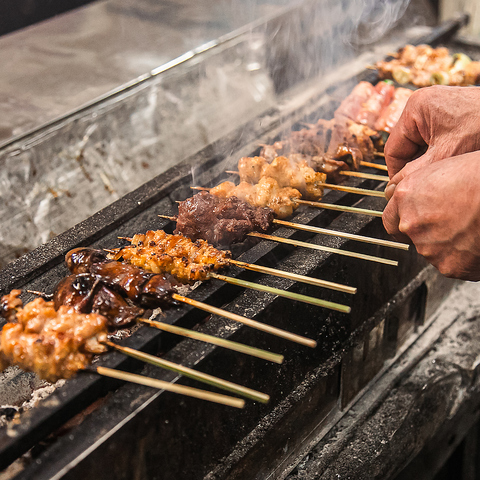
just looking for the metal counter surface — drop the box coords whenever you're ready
[0,0,290,144]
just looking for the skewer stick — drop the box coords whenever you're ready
[95,366,245,408]
[158,215,357,293]
[373,151,386,158]
[172,294,317,348]
[339,171,389,181]
[139,318,283,364]
[208,274,350,314]
[104,340,269,403]
[360,160,388,171]
[229,259,356,294]
[322,183,386,198]
[248,232,398,267]
[227,170,389,182]
[294,199,383,217]
[190,186,384,217]
[273,219,409,251]
[194,183,385,198]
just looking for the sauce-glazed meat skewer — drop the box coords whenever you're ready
[29,274,284,364]
[67,248,320,347]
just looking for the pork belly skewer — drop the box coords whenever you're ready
[30,273,284,364]
[171,192,406,251]
[0,290,246,407]
[67,247,320,346]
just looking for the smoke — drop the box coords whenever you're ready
[348,0,412,46]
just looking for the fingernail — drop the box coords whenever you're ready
[384,183,396,201]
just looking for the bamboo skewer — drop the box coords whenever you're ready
[192,183,385,199]
[104,341,269,403]
[208,275,350,313]
[226,169,388,182]
[273,219,409,251]
[191,185,384,217]
[172,294,317,348]
[157,215,356,293]
[139,318,284,364]
[248,232,399,267]
[360,160,388,171]
[159,213,403,251]
[322,183,386,198]
[229,259,357,294]
[294,199,383,217]
[95,366,245,408]
[339,171,389,181]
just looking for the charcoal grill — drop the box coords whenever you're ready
[0,12,478,480]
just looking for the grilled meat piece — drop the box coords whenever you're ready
[355,81,395,129]
[334,81,376,122]
[113,230,231,282]
[237,156,326,200]
[374,87,413,133]
[54,274,144,328]
[66,248,179,307]
[210,177,301,219]
[175,192,274,247]
[0,290,108,382]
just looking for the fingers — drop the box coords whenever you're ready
[384,154,433,201]
[384,90,429,177]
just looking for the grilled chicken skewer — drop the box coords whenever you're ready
[1,290,267,404]
[105,239,352,313]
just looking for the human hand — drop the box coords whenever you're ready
[385,85,480,178]
[383,151,480,280]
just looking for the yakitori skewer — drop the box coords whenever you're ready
[178,193,393,256]
[161,208,405,251]
[150,220,349,294]
[192,185,384,218]
[94,366,245,408]
[248,233,398,267]
[105,341,269,403]
[111,231,351,312]
[27,282,284,364]
[227,169,389,183]
[68,248,320,348]
[0,289,264,405]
